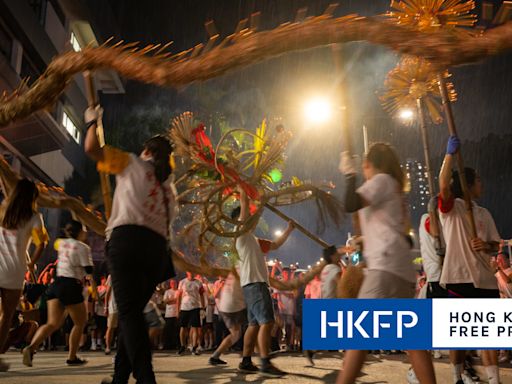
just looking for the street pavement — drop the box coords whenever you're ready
[0,350,511,383]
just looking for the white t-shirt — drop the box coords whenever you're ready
[236,233,272,287]
[357,173,416,283]
[419,214,442,282]
[55,238,94,280]
[178,278,204,311]
[163,289,178,318]
[321,264,341,299]
[218,272,246,313]
[0,214,46,290]
[276,289,295,315]
[95,284,107,316]
[106,275,117,314]
[305,279,322,299]
[106,154,177,240]
[495,268,512,298]
[438,198,500,289]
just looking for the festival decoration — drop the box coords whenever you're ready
[386,0,478,237]
[1,9,512,126]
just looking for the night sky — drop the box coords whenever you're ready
[94,1,512,267]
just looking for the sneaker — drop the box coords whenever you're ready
[455,372,477,384]
[407,367,420,384]
[105,348,111,355]
[208,357,227,365]
[192,347,201,356]
[90,344,97,351]
[238,361,259,373]
[260,363,286,378]
[498,353,509,364]
[66,357,88,366]
[22,347,33,367]
[433,350,443,359]
[0,358,10,372]
[305,350,315,366]
[463,361,480,382]
[177,346,186,356]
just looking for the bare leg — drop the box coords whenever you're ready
[214,325,241,356]
[67,302,87,360]
[179,327,188,348]
[0,288,22,352]
[336,350,368,384]
[408,350,436,384]
[190,327,198,348]
[242,325,259,358]
[27,299,65,353]
[482,350,497,366]
[257,322,274,359]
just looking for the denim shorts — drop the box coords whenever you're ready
[242,282,274,326]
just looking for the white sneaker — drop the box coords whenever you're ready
[433,350,443,359]
[456,372,477,384]
[407,367,420,384]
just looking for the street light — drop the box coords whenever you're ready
[274,229,283,237]
[303,97,332,124]
[399,108,414,121]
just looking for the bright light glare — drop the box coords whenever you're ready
[274,230,283,237]
[304,98,332,124]
[399,109,414,120]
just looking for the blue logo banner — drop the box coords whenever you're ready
[303,299,432,350]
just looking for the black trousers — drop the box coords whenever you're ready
[107,225,167,384]
[162,317,179,350]
[213,314,228,348]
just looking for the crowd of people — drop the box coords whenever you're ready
[0,102,510,384]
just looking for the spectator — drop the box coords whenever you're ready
[104,274,117,355]
[162,280,179,350]
[92,276,108,351]
[177,272,205,355]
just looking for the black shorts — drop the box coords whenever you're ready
[179,308,201,328]
[95,314,107,332]
[445,283,500,298]
[46,277,84,306]
[427,281,448,298]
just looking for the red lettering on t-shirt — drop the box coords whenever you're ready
[438,194,454,213]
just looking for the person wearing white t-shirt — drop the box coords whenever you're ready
[304,275,322,299]
[438,136,501,384]
[85,107,177,384]
[338,143,436,384]
[104,274,117,355]
[176,272,205,355]
[419,207,447,299]
[162,279,179,350]
[24,221,94,367]
[208,270,247,366]
[0,179,47,372]
[234,188,294,378]
[272,270,296,351]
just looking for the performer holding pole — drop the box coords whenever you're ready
[84,106,176,384]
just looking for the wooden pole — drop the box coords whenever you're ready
[437,74,477,237]
[331,44,361,236]
[83,71,113,220]
[264,203,330,248]
[416,98,435,198]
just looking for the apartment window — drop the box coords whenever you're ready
[70,32,81,52]
[62,111,81,143]
[0,23,12,59]
[28,0,48,27]
[20,55,41,85]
